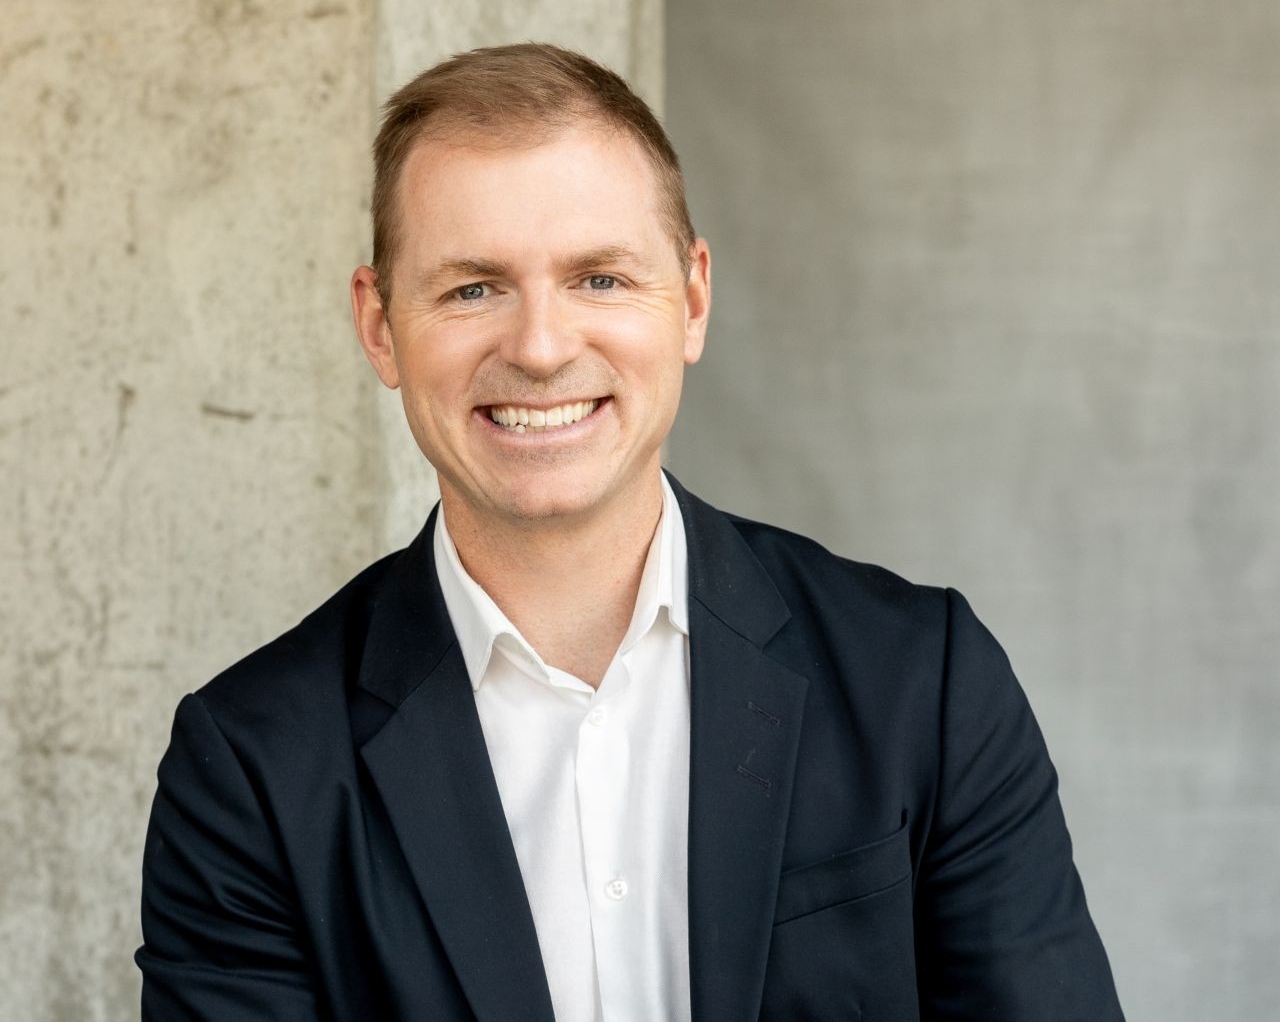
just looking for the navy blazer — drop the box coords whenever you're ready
[137,476,1124,1021]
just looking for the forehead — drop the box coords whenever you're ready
[394,122,668,257]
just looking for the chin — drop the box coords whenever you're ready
[492,486,601,524]
[484,465,630,525]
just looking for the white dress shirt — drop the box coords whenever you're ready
[433,476,692,1022]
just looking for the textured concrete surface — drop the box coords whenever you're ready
[0,2,378,1019]
[667,2,1280,1018]
[1,2,662,1020]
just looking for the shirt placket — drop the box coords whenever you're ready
[575,659,635,1022]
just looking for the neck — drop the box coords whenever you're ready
[443,473,666,687]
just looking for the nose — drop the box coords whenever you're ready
[498,288,584,379]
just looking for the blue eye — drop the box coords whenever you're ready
[456,283,486,301]
[587,275,616,290]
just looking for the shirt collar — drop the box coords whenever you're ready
[433,473,689,692]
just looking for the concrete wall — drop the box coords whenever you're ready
[666,2,1280,1019]
[0,2,660,1020]
[1,4,380,1019]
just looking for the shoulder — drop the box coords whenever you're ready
[727,510,941,610]
[188,544,408,756]
[732,507,1009,687]
[206,550,393,689]
[691,489,957,658]
[679,486,1014,718]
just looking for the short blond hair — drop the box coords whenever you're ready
[369,43,695,303]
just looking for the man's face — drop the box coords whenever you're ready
[353,121,710,530]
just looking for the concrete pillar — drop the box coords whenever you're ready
[0,2,661,1019]
[1,5,380,1019]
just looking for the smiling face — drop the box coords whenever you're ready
[352,121,711,534]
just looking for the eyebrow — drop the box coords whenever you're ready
[413,258,510,293]
[412,246,652,295]
[558,245,648,275]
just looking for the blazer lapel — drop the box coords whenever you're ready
[673,478,811,1022]
[356,515,556,1022]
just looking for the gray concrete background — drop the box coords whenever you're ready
[666,2,1280,1019]
[1,3,380,1019]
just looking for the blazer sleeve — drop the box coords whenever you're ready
[136,693,326,1022]
[912,590,1125,1021]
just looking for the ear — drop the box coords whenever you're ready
[351,265,400,389]
[682,238,711,365]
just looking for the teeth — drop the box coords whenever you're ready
[490,399,599,433]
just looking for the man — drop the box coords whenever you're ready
[137,43,1125,1022]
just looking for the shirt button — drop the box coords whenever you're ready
[604,877,629,901]
[587,707,606,726]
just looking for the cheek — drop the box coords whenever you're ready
[392,367,464,458]
[396,332,481,408]
[608,309,689,367]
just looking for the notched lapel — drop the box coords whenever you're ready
[686,605,809,1022]
[357,514,555,1022]
[360,647,556,1022]
[674,477,811,1022]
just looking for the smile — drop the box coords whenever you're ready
[489,399,600,434]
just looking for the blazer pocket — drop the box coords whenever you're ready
[774,822,911,925]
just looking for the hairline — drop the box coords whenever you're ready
[374,110,694,307]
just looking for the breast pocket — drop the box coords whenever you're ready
[762,824,918,1022]
[775,823,912,925]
